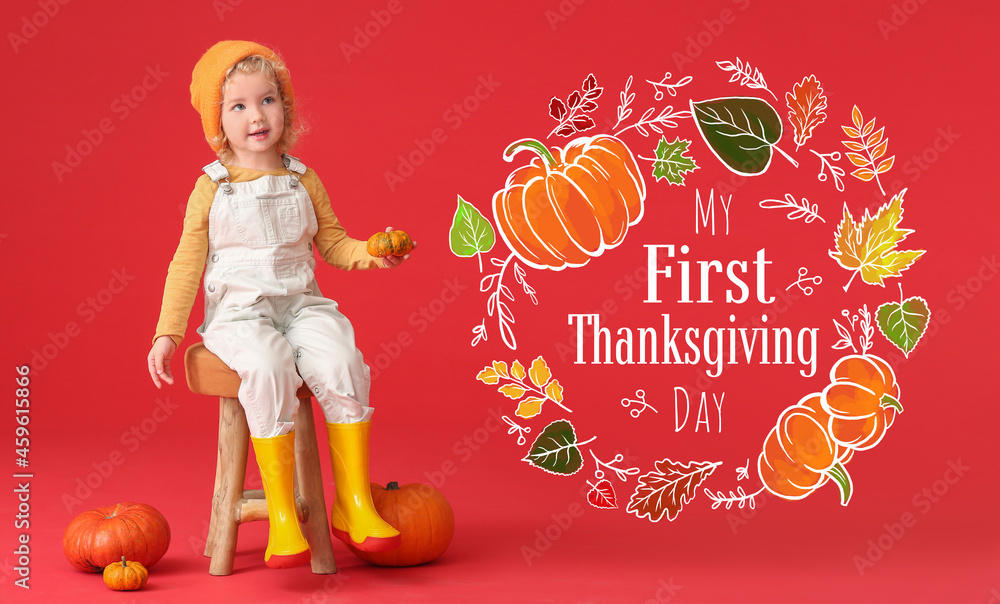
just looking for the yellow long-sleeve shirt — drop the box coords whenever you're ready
[153,164,382,345]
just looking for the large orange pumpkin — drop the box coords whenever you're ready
[63,502,171,572]
[346,482,454,566]
[493,135,645,270]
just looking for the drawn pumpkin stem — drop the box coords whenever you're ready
[881,394,903,413]
[826,462,853,506]
[503,138,559,168]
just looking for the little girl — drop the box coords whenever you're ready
[147,40,410,568]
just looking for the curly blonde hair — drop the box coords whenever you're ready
[210,54,307,163]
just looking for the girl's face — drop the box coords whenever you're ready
[220,70,285,169]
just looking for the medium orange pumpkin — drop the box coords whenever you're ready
[63,502,170,572]
[492,135,645,270]
[103,556,148,591]
[367,230,413,257]
[346,482,454,566]
[822,354,902,451]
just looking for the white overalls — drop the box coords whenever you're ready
[197,155,373,438]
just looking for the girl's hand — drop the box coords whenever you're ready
[380,226,416,268]
[148,336,177,388]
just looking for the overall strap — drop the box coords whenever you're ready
[282,154,307,175]
[202,160,231,183]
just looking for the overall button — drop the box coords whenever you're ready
[207,284,216,292]
[313,387,321,394]
[211,254,219,262]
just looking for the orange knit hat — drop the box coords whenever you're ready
[190,40,295,151]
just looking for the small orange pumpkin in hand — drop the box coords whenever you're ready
[347,482,454,566]
[103,556,148,591]
[367,230,413,257]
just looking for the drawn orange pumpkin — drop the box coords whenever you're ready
[492,135,645,270]
[758,394,854,504]
[822,354,902,451]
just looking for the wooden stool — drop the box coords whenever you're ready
[184,343,337,576]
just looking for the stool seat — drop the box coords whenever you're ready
[184,342,336,576]
[185,343,313,399]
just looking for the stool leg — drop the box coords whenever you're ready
[209,397,250,576]
[205,424,223,557]
[294,398,338,574]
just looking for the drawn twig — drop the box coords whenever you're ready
[704,486,766,510]
[480,253,538,350]
[716,58,777,100]
[614,105,691,138]
[759,193,825,223]
[613,75,635,131]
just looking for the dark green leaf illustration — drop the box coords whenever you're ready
[690,96,798,176]
[522,419,595,476]
[876,290,930,358]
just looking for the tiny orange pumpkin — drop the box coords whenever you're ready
[347,482,454,566]
[367,231,413,257]
[103,556,148,591]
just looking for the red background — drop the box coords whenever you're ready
[3,0,998,602]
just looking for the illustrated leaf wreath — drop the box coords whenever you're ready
[454,59,931,522]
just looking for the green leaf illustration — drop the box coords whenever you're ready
[651,137,698,185]
[449,195,495,272]
[876,293,930,358]
[522,420,595,476]
[690,96,797,176]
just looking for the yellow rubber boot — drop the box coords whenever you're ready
[251,432,311,568]
[326,421,401,552]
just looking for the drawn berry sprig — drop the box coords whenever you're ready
[548,73,603,138]
[811,149,846,192]
[832,304,875,354]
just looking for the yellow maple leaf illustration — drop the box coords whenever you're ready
[829,189,924,291]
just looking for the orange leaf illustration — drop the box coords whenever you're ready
[515,396,545,419]
[627,458,720,522]
[841,105,895,195]
[785,74,828,151]
[829,189,925,291]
